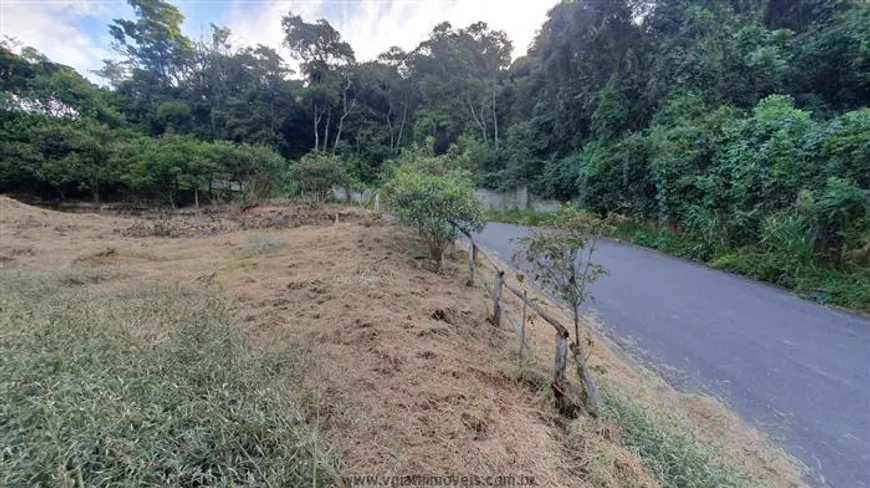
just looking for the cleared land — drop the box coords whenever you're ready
[0,197,805,487]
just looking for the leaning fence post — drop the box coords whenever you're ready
[492,270,504,326]
[519,289,528,359]
[472,243,479,265]
[467,241,476,286]
[554,330,570,414]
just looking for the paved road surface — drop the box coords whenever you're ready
[475,222,870,488]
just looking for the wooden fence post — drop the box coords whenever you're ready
[472,244,479,265]
[492,270,504,326]
[554,331,569,410]
[467,241,476,287]
[519,289,528,359]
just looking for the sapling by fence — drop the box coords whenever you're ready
[512,208,612,415]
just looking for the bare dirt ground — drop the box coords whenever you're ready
[0,196,804,487]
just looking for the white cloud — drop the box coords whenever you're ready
[0,0,556,82]
[0,0,121,77]
[223,0,324,58]
[224,0,556,64]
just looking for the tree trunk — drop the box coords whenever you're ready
[323,112,331,152]
[386,106,394,152]
[492,78,499,146]
[313,105,322,151]
[270,95,276,142]
[194,187,199,208]
[334,82,356,153]
[427,234,444,271]
[570,342,602,417]
[396,103,407,152]
[467,97,487,142]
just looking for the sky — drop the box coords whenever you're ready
[1,0,558,81]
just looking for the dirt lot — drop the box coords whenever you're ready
[0,196,805,487]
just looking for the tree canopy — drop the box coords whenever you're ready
[0,0,867,277]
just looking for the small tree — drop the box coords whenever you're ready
[291,152,347,203]
[513,207,611,413]
[385,160,484,271]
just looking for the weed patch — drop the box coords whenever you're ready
[599,390,752,488]
[238,234,286,258]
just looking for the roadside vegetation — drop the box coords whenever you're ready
[595,390,752,488]
[490,207,870,311]
[0,269,332,486]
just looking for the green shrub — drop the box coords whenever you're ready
[291,152,347,203]
[384,156,484,270]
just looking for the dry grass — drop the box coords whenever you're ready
[478,257,807,488]
[0,196,807,487]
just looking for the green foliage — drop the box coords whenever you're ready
[290,151,347,202]
[384,155,484,269]
[0,271,333,485]
[485,208,558,227]
[601,390,752,488]
[0,0,867,311]
[798,177,869,267]
[611,218,870,311]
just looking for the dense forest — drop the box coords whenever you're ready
[1,0,868,305]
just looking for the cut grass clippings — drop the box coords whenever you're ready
[0,269,334,487]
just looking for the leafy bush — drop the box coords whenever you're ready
[0,272,333,486]
[291,152,347,203]
[799,177,869,267]
[384,155,484,270]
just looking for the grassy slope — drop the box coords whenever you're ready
[0,197,805,488]
[488,209,870,312]
[0,269,333,486]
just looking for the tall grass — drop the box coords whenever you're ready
[599,391,752,488]
[0,269,333,486]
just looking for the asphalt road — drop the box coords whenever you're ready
[475,222,870,488]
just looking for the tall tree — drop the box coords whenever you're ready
[281,13,355,151]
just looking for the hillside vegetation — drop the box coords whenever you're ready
[1,1,867,300]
